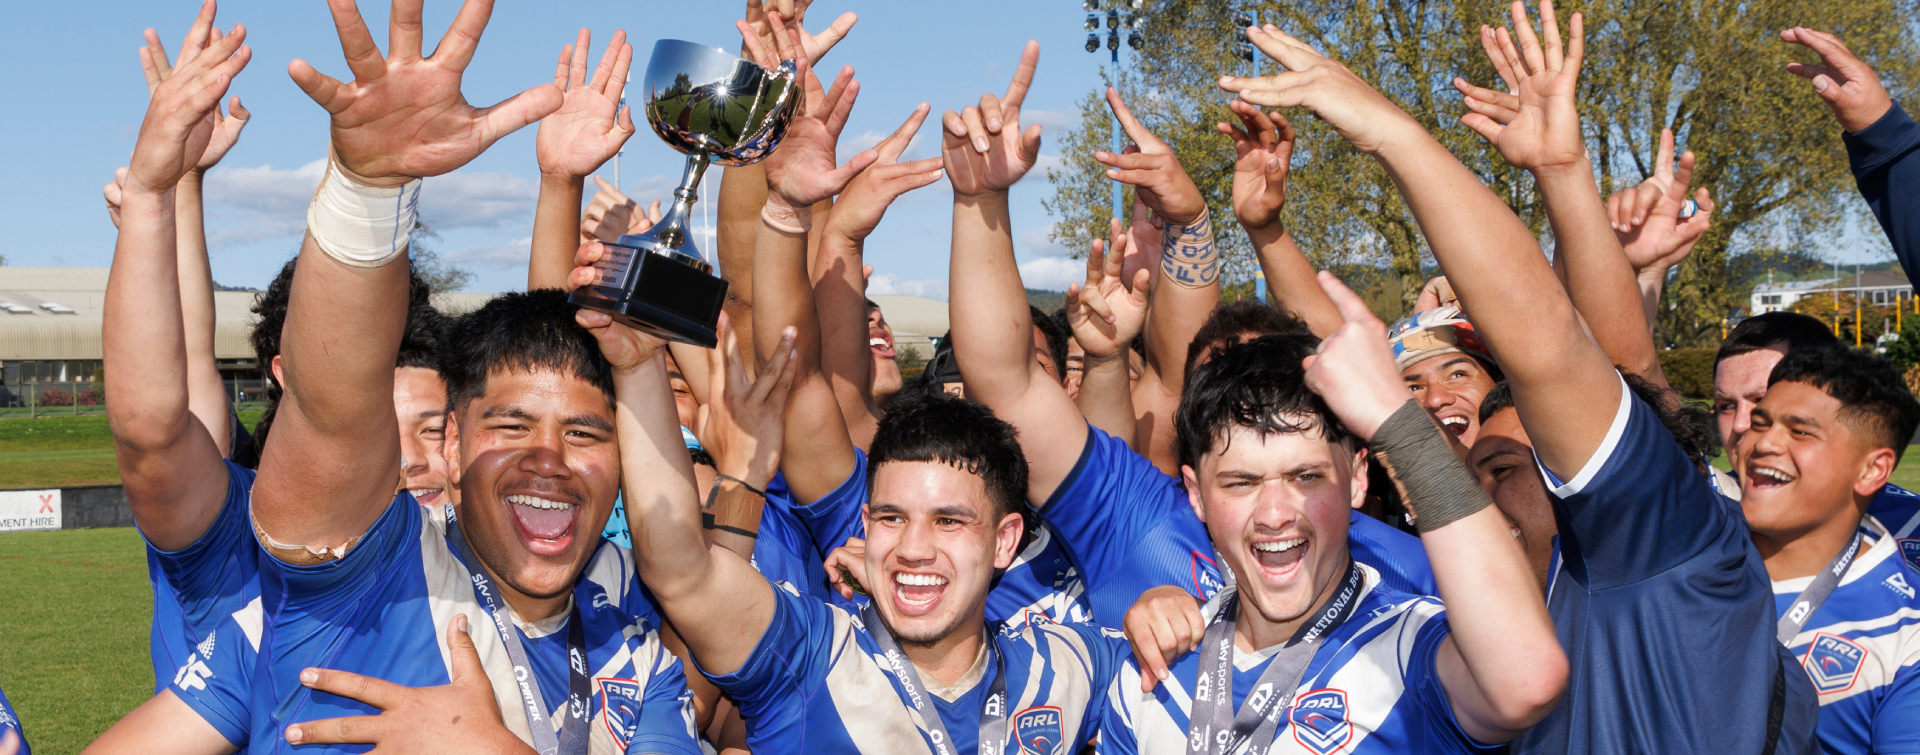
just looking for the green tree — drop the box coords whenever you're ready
[1046,0,1920,337]
[409,219,474,293]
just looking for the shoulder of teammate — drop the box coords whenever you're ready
[1039,424,1199,580]
[1870,484,1920,539]
[701,575,843,704]
[786,448,870,558]
[1347,510,1438,596]
[262,492,421,599]
[168,598,265,748]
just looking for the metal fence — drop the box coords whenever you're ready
[0,379,271,419]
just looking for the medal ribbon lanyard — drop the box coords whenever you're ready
[1188,561,1366,755]
[861,603,1012,755]
[1777,522,1866,645]
[445,504,591,755]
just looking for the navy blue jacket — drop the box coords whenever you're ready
[1848,102,1920,279]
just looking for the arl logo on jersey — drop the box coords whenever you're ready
[1191,551,1225,598]
[1289,689,1353,755]
[1015,705,1064,755]
[597,677,645,748]
[1900,538,1920,574]
[1802,633,1867,695]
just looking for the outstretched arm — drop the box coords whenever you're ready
[1455,3,1657,382]
[1068,218,1150,441]
[140,26,251,457]
[946,42,1092,502]
[1222,6,1618,498]
[1096,88,1219,473]
[1220,100,1341,337]
[815,103,943,448]
[105,1,249,551]
[1302,272,1564,742]
[253,0,562,550]
[528,29,634,290]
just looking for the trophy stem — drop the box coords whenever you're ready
[648,152,711,256]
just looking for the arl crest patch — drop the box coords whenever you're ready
[1191,551,1225,598]
[1289,689,1353,755]
[1802,633,1867,695]
[1899,539,1920,574]
[597,677,646,748]
[1015,705,1064,755]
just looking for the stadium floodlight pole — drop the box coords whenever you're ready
[1086,0,1147,224]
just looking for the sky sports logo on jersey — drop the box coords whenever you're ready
[1015,705,1063,755]
[1802,632,1867,695]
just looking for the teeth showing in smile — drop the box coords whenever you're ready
[871,338,888,348]
[506,494,572,510]
[1750,467,1794,484]
[1252,538,1305,553]
[1440,416,1468,429]
[894,573,948,587]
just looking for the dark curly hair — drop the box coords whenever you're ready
[1769,344,1920,463]
[867,390,1031,524]
[1183,300,1314,380]
[1175,333,1354,471]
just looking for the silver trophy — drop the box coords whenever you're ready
[569,40,801,347]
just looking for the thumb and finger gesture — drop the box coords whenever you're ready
[536,28,636,180]
[1217,99,1294,230]
[942,41,1043,197]
[1457,0,1585,171]
[289,0,564,186]
[1607,128,1714,270]
[743,0,857,68]
[581,176,661,244]
[1300,271,1407,442]
[1782,27,1893,133]
[1218,25,1411,154]
[829,103,945,242]
[1067,218,1151,359]
[127,0,251,196]
[285,614,510,751]
[1096,87,1206,226]
[141,10,251,172]
[700,315,797,485]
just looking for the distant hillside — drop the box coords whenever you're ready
[1026,289,1065,313]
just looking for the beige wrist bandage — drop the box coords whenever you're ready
[306,159,423,268]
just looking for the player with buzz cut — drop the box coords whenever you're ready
[1735,344,1920,754]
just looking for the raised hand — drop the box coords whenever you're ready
[1096,88,1206,226]
[1067,218,1151,360]
[1782,27,1894,134]
[1456,0,1587,174]
[1218,25,1420,155]
[288,0,564,186]
[1606,128,1715,272]
[571,241,670,371]
[1300,271,1409,442]
[1415,275,1458,312]
[285,615,526,753]
[697,315,798,490]
[125,0,250,196]
[1123,195,1164,286]
[826,103,944,243]
[104,167,130,228]
[1218,99,1295,231]
[535,29,635,181]
[942,41,1043,197]
[742,12,876,207]
[141,20,251,173]
[581,176,661,244]
[741,0,856,67]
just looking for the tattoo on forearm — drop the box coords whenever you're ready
[1162,208,1218,288]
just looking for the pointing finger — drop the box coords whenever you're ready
[1316,270,1377,326]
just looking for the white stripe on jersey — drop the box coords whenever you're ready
[824,608,944,754]
[1779,519,1920,706]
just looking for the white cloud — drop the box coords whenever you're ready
[1018,154,1064,186]
[868,273,947,301]
[1023,109,1082,132]
[848,130,932,159]
[1017,224,1073,258]
[419,171,538,231]
[626,175,677,206]
[1017,257,1083,292]
[202,159,326,246]
[448,237,532,270]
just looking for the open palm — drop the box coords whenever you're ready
[142,23,251,172]
[535,29,635,179]
[1460,1,1586,173]
[744,13,874,207]
[288,0,563,185]
[1068,219,1151,359]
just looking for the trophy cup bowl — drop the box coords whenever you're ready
[568,40,801,347]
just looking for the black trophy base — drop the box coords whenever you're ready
[569,252,729,347]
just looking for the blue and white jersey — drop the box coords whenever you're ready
[248,499,699,755]
[0,680,29,755]
[145,459,260,692]
[1774,515,1920,755]
[602,426,705,549]
[170,597,265,747]
[705,579,1128,754]
[1871,484,1920,548]
[1042,426,1437,621]
[1098,566,1493,754]
[756,473,847,608]
[1517,381,1819,755]
[790,448,1097,628]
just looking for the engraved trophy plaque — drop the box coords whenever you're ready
[568,39,800,347]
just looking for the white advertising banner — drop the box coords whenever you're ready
[0,489,60,532]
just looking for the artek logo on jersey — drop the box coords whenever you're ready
[597,678,645,749]
[1289,689,1353,755]
[1015,705,1064,755]
[1887,571,1916,600]
[1802,632,1867,695]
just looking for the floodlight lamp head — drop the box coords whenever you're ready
[1083,0,1099,11]
[1086,33,1100,52]
[1128,31,1143,49]
[1085,13,1099,30]
[1106,10,1119,28]
[1107,30,1119,50]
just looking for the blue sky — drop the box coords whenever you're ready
[0,0,1124,296]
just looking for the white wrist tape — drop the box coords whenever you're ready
[306,160,422,268]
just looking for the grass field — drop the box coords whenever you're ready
[0,528,152,755]
[0,412,262,490]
